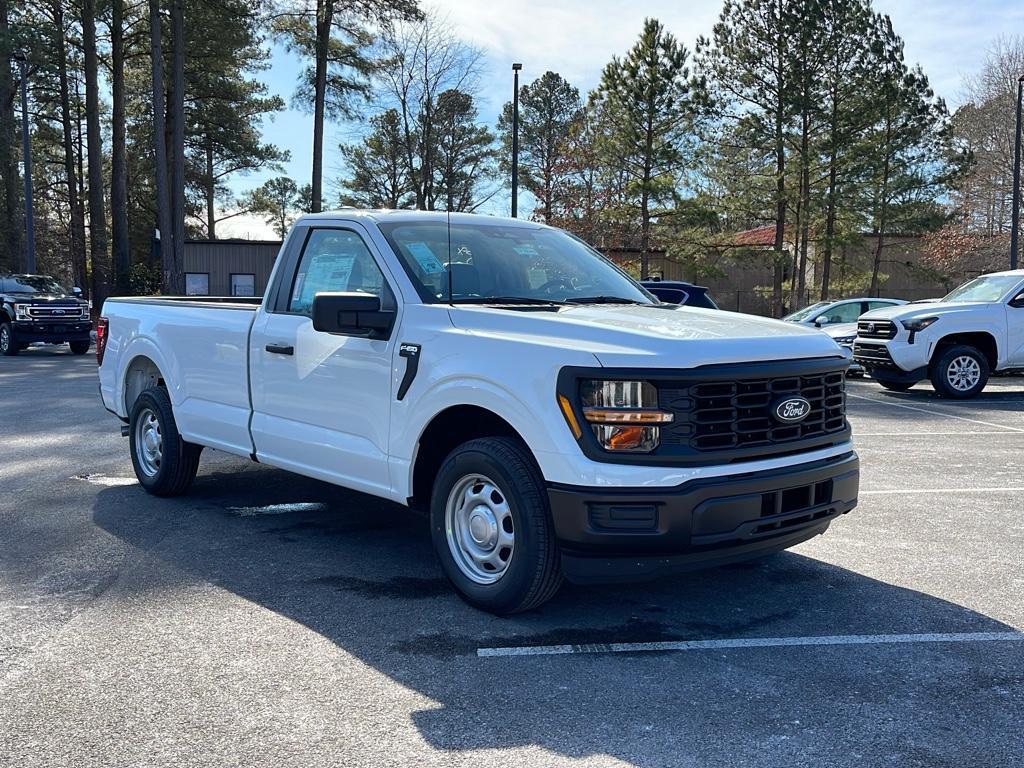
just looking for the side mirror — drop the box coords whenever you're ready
[72,287,82,296]
[1009,292,1024,308]
[312,292,394,339]
[814,317,825,327]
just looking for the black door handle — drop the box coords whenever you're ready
[265,343,294,355]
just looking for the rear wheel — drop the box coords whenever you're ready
[128,387,202,496]
[430,437,562,615]
[929,345,989,399]
[69,340,90,355]
[0,321,18,356]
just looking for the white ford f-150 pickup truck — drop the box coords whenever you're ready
[853,270,1024,398]
[98,210,859,613]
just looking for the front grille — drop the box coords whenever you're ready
[26,305,87,320]
[852,342,895,367]
[659,370,847,455]
[857,319,896,339]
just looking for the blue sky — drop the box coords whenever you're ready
[218,0,1024,238]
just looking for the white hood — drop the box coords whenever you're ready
[448,304,845,369]
[861,301,994,323]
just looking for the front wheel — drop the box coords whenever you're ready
[929,345,989,399]
[69,340,91,355]
[430,437,562,615]
[128,387,202,496]
[0,321,18,356]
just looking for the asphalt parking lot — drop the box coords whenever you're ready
[1,348,1022,767]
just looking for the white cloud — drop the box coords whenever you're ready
[213,212,281,241]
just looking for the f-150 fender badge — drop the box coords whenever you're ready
[397,343,421,401]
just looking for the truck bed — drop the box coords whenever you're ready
[100,296,259,457]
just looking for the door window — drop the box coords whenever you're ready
[867,300,894,312]
[288,229,385,316]
[818,302,861,324]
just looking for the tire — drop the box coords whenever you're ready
[69,340,91,355]
[430,436,562,615]
[0,321,18,356]
[877,380,914,392]
[929,344,989,399]
[128,386,202,496]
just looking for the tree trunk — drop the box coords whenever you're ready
[797,111,811,307]
[110,0,130,293]
[0,0,21,271]
[310,0,334,214]
[869,119,893,298]
[149,0,176,293]
[772,116,786,318]
[820,91,840,301]
[82,0,110,307]
[205,135,216,238]
[170,0,186,289]
[53,0,88,296]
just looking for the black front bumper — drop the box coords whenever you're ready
[13,320,92,343]
[548,452,859,583]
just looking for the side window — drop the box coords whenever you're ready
[288,229,386,316]
[867,301,892,312]
[823,302,860,324]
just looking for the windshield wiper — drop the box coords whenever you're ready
[448,296,566,305]
[564,296,647,305]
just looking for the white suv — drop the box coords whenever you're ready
[854,270,1024,398]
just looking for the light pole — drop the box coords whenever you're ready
[14,51,35,273]
[1011,74,1024,270]
[511,62,522,218]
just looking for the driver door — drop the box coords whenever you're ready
[1006,287,1024,367]
[249,225,399,497]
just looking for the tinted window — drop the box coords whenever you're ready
[289,229,385,316]
[943,275,1024,303]
[867,300,895,311]
[6,275,65,294]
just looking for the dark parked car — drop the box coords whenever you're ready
[641,280,719,309]
[0,274,92,356]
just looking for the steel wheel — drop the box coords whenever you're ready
[134,407,163,477]
[0,325,9,352]
[444,473,515,585]
[946,355,981,392]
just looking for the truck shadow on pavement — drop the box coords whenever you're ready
[92,463,1021,765]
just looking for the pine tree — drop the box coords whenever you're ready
[596,18,700,279]
[339,109,414,209]
[497,71,581,222]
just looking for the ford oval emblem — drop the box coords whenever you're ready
[53,309,65,315]
[773,396,811,424]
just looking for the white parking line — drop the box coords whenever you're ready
[73,473,137,487]
[854,430,1020,436]
[477,631,1024,658]
[861,487,1024,495]
[847,393,1024,432]
[226,502,327,516]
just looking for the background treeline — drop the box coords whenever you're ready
[0,0,1019,314]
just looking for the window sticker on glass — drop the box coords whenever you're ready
[406,242,446,274]
[512,244,538,256]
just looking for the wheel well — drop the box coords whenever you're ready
[410,405,523,510]
[934,332,998,370]
[124,356,165,414]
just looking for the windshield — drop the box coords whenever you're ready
[378,221,653,305]
[783,301,828,322]
[5,275,66,294]
[942,274,1024,303]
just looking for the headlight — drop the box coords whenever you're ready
[578,380,673,452]
[833,335,856,345]
[14,303,29,320]
[901,316,938,332]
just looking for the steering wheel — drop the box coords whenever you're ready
[537,277,574,296]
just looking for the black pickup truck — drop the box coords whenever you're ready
[0,274,92,356]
